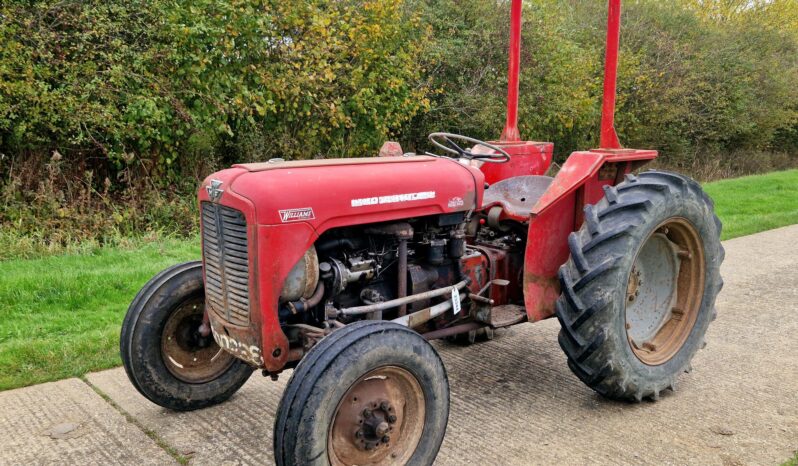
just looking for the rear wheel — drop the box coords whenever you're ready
[555,170,724,401]
[274,321,449,466]
[120,261,253,411]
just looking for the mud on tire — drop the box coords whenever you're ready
[120,261,253,411]
[555,170,724,401]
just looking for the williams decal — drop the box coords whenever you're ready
[279,207,315,223]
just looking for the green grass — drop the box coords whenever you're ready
[784,451,798,466]
[0,238,199,390]
[704,169,798,240]
[0,169,797,391]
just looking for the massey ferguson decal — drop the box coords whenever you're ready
[279,207,315,222]
[351,191,436,207]
[205,179,224,202]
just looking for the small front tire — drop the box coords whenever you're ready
[274,321,450,466]
[120,261,253,411]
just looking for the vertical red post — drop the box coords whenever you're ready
[500,0,523,142]
[600,0,622,149]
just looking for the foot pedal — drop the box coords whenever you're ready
[489,305,527,328]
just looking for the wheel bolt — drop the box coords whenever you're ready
[375,421,390,437]
[388,414,397,423]
[362,409,372,418]
[382,435,390,443]
[355,430,363,439]
[380,401,389,411]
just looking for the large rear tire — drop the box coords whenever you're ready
[555,170,723,401]
[120,261,253,411]
[274,321,449,466]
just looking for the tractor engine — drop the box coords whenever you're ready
[277,212,526,337]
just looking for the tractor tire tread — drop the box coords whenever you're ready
[555,169,723,402]
[274,321,449,466]
[120,261,253,411]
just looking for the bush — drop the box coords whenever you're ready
[1,0,797,257]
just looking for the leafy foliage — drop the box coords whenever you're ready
[1,0,797,255]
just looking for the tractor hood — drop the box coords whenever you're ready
[199,156,484,232]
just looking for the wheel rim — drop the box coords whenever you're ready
[161,297,235,383]
[328,366,426,466]
[625,217,705,366]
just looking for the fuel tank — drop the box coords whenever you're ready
[205,156,484,231]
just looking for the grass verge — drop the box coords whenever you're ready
[704,169,798,240]
[1,169,797,391]
[0,238,198,390]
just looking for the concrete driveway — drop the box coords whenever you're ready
[2,225,797,465]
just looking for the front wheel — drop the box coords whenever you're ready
[556,170,724,401]
[274,321,450,466]
[120,261,253,411]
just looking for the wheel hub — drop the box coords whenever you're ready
[329,366,425,465]
[355,401,397,451]
[625,231,680,347]
[625,218,706,365]
[161,298,235,383]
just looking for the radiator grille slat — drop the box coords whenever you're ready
[201,202,251,326]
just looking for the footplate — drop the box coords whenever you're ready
[489,305,527,328]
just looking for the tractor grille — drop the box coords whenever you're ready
[201,202,251,326]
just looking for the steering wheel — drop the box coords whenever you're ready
[428,132,510,163]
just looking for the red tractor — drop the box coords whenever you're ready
[121,1,723,464]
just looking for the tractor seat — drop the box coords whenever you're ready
[482,175,553,221]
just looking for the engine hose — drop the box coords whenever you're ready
[284,281,325,315]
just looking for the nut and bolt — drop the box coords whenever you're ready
[375,422,390,437]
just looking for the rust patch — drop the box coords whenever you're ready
[523,270,560,322]
[598,162,619,180]
[329,366,425,465]
[208,307,264,367]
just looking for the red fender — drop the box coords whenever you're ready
[523,149,657,322]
